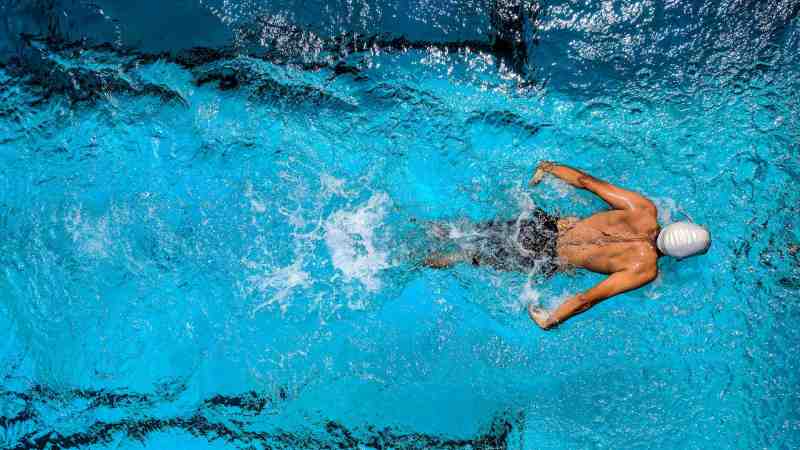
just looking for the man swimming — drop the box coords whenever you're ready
[424,161,711,330]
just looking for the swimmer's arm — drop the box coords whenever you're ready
[531,267,657,330]
[532,162,656,212]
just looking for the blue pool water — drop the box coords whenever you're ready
[1,1,799,449]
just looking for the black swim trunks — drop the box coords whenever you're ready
[469,208,560,275]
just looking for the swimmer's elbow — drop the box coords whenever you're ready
[636,267,658,285]
[635,200,658,216]
[576,174,594,189]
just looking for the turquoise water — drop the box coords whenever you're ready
[1,1,799,449]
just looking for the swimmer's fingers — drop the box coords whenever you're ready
[527,303,553,330]
[529,167,546,186]
[529,161,554,186]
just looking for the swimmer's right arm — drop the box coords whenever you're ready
[530,266,658,330]
[530,162,656,213]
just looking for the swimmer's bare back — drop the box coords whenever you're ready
[528,162,660,330]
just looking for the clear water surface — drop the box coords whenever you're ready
[0,1,799,449]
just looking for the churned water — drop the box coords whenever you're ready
[0,1,799,449]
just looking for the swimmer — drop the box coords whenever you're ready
[423,161,711,330]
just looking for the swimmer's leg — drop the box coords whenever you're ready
[422,251,472,269]
[422,220,512,271]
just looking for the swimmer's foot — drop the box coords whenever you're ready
[528,303,554,330]
[423,253,456,269]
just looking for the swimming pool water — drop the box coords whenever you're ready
[1,1,799,449]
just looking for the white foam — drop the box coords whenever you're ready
[510,184,538,214]
[320,174,351,198]
[64,205,111,258]
[515,278,543,312]
[324,192,392,294]
[248,258,311,314]
[429,220,477,240]
[516,279,575,314]
[244,181,267,214]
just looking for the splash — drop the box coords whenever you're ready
[509,183,538,215]
[246,258,311,315]
[541,176,588,206]
[244,181,268,214]
[64,205,112,259]
[651,196,678,224]
[320,174,352,198]
[516,278,542,312]
[324,193,392,294]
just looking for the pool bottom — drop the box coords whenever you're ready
[1,385,520,450]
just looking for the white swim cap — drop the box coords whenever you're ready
[656,222,711,259]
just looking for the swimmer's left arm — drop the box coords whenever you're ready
[530,162,656,213]
[529,267,657,330]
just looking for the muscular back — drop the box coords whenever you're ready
[526,162,666,330]
[557,210,660,274]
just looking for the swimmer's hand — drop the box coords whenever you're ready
[529,161,555,186]
[528,303,554,330]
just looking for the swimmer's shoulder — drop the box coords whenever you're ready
[628,243,660,275]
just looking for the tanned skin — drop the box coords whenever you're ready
[527,162,661,330]
[424,161,661,330]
